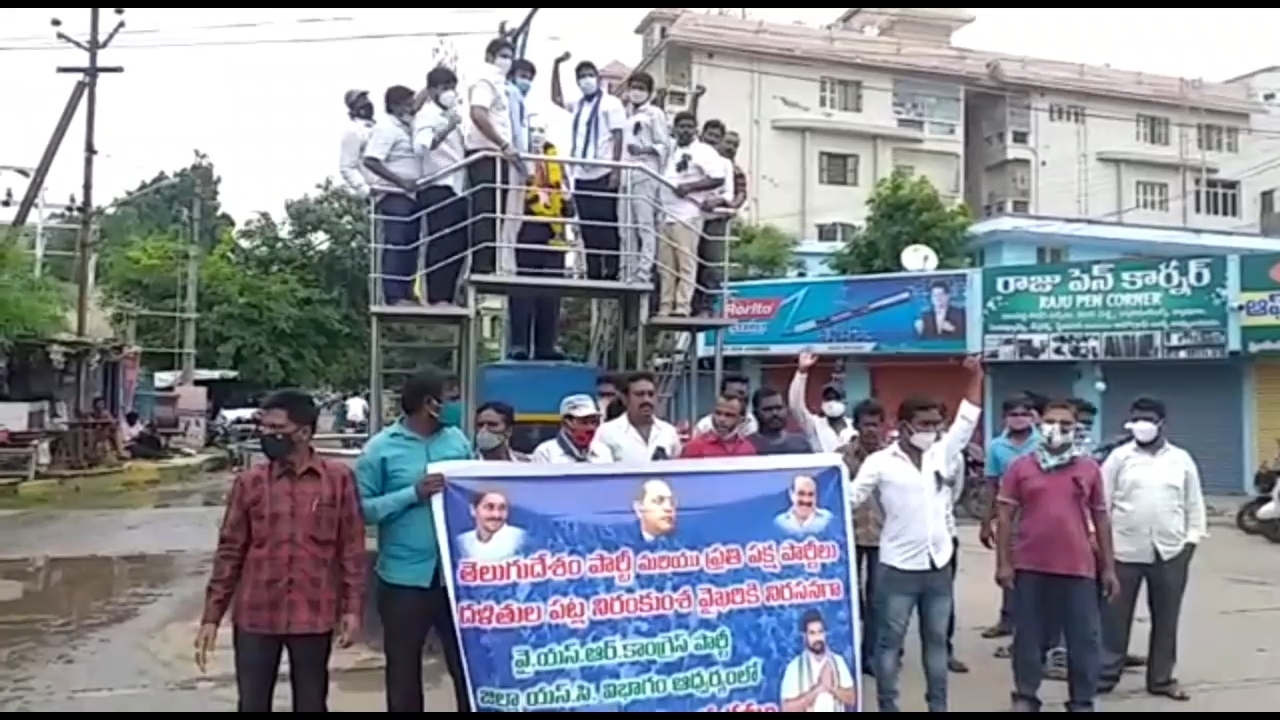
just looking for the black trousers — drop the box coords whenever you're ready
[377,193,421,305]
[377,577,472,712]
[695,216,729,313]
[465,152,509,276]
[574,174,620,281]
[856,544,879,665]
[234,628,334,712]
[1101,545,1194,691]
[509,221,562,358]
[420,185,468,304]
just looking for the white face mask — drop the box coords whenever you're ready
[437,90,458,109]
[627,89,649,105]
[493,56,513,74]
[1040,422,1073,449]
[1126,420,1160,444]
[908,430,938,451]
[578,76,599,95]
[820,400,846,419]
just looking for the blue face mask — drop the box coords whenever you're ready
[438,400,464,428]
[513,77,532,96]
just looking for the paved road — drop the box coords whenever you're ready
[0,498,1276,711]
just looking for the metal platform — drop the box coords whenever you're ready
[467,273,653,298]
[367,303,472,321]
[645,315,736,331]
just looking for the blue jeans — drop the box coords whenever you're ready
[376,193,422,305]
[1011,571,1102,711]
[874,563,953,712]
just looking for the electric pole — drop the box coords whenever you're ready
[53,8,125,339]
[180,197,200,386]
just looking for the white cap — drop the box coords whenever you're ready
[560,394,600,418]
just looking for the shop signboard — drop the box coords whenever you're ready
[1240,253,1280,353]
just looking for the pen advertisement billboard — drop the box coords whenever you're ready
[697,272,970,357]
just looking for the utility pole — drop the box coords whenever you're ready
[180,197,200,385]
[54,8,125,340]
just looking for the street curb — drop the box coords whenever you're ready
[7,453,229,498]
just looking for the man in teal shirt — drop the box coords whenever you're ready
[356,367,474,712]
[979,396,1040,640]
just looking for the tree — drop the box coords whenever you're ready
[826,169,972,275]
[0,238,67,345]
[728,221,800,280]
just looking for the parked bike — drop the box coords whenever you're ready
[1240,441,1280,536]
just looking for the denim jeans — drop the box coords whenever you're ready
[1011,571,1102,711]
[874,563,953,712]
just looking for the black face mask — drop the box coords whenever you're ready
[260,432,296,462]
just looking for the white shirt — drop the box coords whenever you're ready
[623,102,670,174]
[414,101,466,195]
[363,115,419,195]
[1102,440,1208,563]
[596,415,682,463]
[343,396,368,424]
[531,437,613,464]
[457,524,526,562]
[774,507,834,536]
[694,413,758,438]
[564,93,627,180]
[788,372,856,453]
[663,140,726,222]
[779,652,854,712]
[850,399,982,571]
[338,118,376,196]
[121,420,145,443]
[465,70,513,151]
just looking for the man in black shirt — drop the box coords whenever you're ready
[748,387,814,455]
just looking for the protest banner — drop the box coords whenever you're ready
[431,455,861,712]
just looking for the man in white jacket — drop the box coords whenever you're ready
[790,351,855,453]
[338,89,376,196]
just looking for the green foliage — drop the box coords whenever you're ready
[826,169,972,276]
[0,238,67,345]
[729,221,800,280]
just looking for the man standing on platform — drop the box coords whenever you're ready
[620,70,669,287]
[465,37,518,277]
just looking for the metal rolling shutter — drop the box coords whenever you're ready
[1253,361,1280,474]
[988,364,1079,408]
[1101,362,1245,495]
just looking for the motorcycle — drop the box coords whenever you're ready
[954,443,989,521]
[1237,466,1278,535]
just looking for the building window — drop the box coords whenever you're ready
[1196,123,1240,153]
[1135,181,1170,212]
[1135,114,1171,146]
[1049,104,1086,124]
[1036,246,1066,264]
[1194,178,1240,217]
[818,77,863,113]
[1010,130,1029,145]
[1263,189,1276,216]
[818,152,859,186]
[1010,200,1030,214]
[892,79,960,136]
[815,222,857,243]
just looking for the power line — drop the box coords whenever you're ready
[0,14,360,45]
[0,27,511,52]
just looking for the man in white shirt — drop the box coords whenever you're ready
[338,89,376,197]
[551,53,627,281]
[657,112,725,318]
[414,66,468,306]
[779,609,857,711]
[849,357,984,712]
[343,393,369,426]
[531,394,612,464]
[596,371,681,462]
[465,37,519,277]
[774,475,834,536]
[1098,396,1206,701]
[694,121,744,316]
[789,351,856,453]
[693,373,758,437]
[456,489,526,562]
[619,71,669,286]
[362,86,423,307]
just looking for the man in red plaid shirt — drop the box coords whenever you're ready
[195,389,366,712]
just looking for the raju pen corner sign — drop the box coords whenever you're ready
[980,257,1228,362]
[432,456,861,712]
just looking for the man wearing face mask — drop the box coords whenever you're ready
[748,387,814,456]
[196,390,366,712]
[979,396,1040,641]
[499,58,537,274]
[619,71,669,286]
[658,111,725,317]
[363,85,424,307]
[338,89,376,197]
[849,357,984,713]
[551,52,627,281]
[355,368,474,712]
[995,400,1119,712]
[695,123,745,316]
[414,66,468,307]
[789,352,856,453]
[681,393,755,458]
[532,394,612,463]
[465,38,520,277]
[474,401,529,462]
[1098,397,1206,702]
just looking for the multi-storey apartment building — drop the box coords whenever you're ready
[631,7,1273,243]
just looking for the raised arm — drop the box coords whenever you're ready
[788,352,820,438]
[938,356,984,462]
[551,51,571,111]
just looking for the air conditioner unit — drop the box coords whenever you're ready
[664,85,692,115]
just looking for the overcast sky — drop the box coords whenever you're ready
[1,8,1278,223]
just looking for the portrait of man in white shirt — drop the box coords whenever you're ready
[780,609,857,712]
[456,488,526,563]
[775,475,834,536]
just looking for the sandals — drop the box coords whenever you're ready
[1148,682,1191,701]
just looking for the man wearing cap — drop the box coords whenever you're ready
[531,394,612,463]
[789,352,856,453]
[339,90,376,197]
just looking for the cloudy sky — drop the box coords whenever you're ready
[1,7,1277,223]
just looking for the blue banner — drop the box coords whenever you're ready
[698,272,969,357]
[433,456,861,712]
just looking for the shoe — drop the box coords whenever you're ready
[981,624,1013,639]
[948,657,969,673]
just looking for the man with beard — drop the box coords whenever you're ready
[840,399,886,674]
[597,371,681,462]
[780,609,858,711]
[657,112,724,317]
[775,475,833,536]
[681,392,755,458]
[980,396,1041,641]
[748,387,814,456]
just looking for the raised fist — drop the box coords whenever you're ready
[555,51,571,64]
